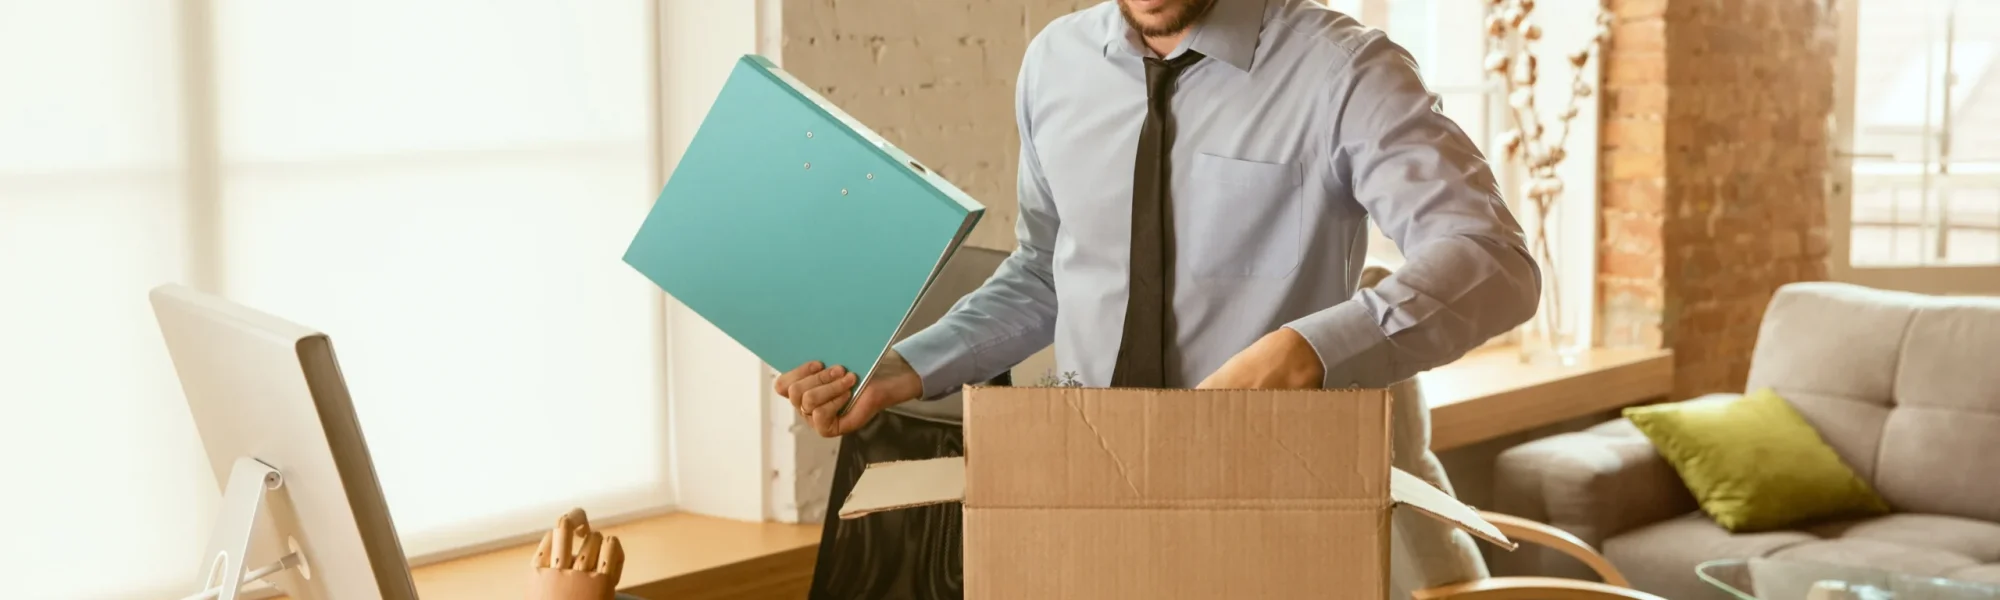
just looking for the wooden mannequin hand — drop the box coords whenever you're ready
[528,508,624,600]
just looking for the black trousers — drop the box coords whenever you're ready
[808,409,967,600]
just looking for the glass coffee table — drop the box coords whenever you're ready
[1698,558,2000,600]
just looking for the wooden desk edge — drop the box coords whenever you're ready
[1428,348,1675,451]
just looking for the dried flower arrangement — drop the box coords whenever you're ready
[1484,0,1614,364]
[1033,369,1084,387]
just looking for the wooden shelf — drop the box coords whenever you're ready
[411,512,820,600]
[1420,346,1674,451]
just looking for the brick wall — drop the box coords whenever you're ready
[1598,0,1838,399]
[1598,0,1670,351]
[781,0,1094,251]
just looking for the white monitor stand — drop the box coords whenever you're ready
[186,457,302,600]
[152,284,419,600]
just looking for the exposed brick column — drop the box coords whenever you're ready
[1597,0,1837,399]
[1598,0,1670,351]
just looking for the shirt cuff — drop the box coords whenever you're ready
[892,326,980,400]
[1284,300,1395,389]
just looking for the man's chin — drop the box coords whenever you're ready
[1131,19,1179,35]
[1119,0,1213,38]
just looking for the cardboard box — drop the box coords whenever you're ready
[840,386,1516,599]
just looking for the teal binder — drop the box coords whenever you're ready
[624,55,985,415]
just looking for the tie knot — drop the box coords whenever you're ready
[1146,50,1206,74]
[1143,50,1204,99]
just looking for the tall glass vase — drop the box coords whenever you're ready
[1518,195,1583,366]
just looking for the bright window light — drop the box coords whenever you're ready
[0,1,671,597]
[1870,41,1996,128]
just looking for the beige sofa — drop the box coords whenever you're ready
[1491,282,2000,599]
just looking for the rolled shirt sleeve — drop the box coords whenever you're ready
[1285,32,1542,388]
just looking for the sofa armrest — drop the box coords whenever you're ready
[1489,415,1701,579]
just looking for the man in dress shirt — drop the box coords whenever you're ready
[780,0,1539,437]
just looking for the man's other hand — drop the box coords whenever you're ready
[1196,327,1326,389]
[776,350,924,437]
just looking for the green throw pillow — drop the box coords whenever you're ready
[1624,388,1891,533]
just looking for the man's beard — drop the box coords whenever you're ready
[1119,0,1219,38]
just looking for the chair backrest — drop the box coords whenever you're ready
[1745,282,2000,521]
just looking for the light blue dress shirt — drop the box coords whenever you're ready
[894,0,1540,395]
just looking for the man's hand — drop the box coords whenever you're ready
[1196,327,1326,389]
[776,350,925,437]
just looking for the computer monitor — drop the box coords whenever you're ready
[151,284,418,600]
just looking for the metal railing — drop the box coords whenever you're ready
[1850,162,2000,266]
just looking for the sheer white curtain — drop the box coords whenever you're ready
[0,2,670,598]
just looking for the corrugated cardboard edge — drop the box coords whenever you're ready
[838,457,966,519]
[843,456,1517,554]
[1389,469,1517,551]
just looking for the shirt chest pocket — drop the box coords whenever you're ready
[1181,153,1305,279]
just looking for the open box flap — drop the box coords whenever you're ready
[1390,468,1516,551]
[839,457,966,519]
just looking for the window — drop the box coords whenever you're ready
[0,1,670,597]
[1336,0,1501,269]
[1340,0,1602,346]
[1868,42,1994,129]
[1833,0,2000,291]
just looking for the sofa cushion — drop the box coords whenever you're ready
[1607,512,2000,599]
[1880,300,2000,522]
[1807,513,2000,562]
[1746,283,1918,403]
[1624,389,1889,532]
[1769,539,1978,577]
[1877,408,2000,522]
[1945,564,2000,586]
[1745,283,1920,481]
[1894,300,2000,415]
[1766,389,1893,479]
[1603,513,1817,600]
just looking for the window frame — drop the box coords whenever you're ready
[1829,0,2000,293]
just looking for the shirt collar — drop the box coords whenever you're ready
[1102,0,1267,72]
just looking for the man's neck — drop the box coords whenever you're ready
[1143,32,1187,58]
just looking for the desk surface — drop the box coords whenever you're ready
[1421,346,1674,450]
[412,512,820,600]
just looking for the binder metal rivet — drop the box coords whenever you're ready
[804,162,811,170]
[841,189,849,196]
[806,131,814,138]
[866,173,874,180]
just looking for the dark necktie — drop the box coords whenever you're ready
[1111,50,1203,388]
